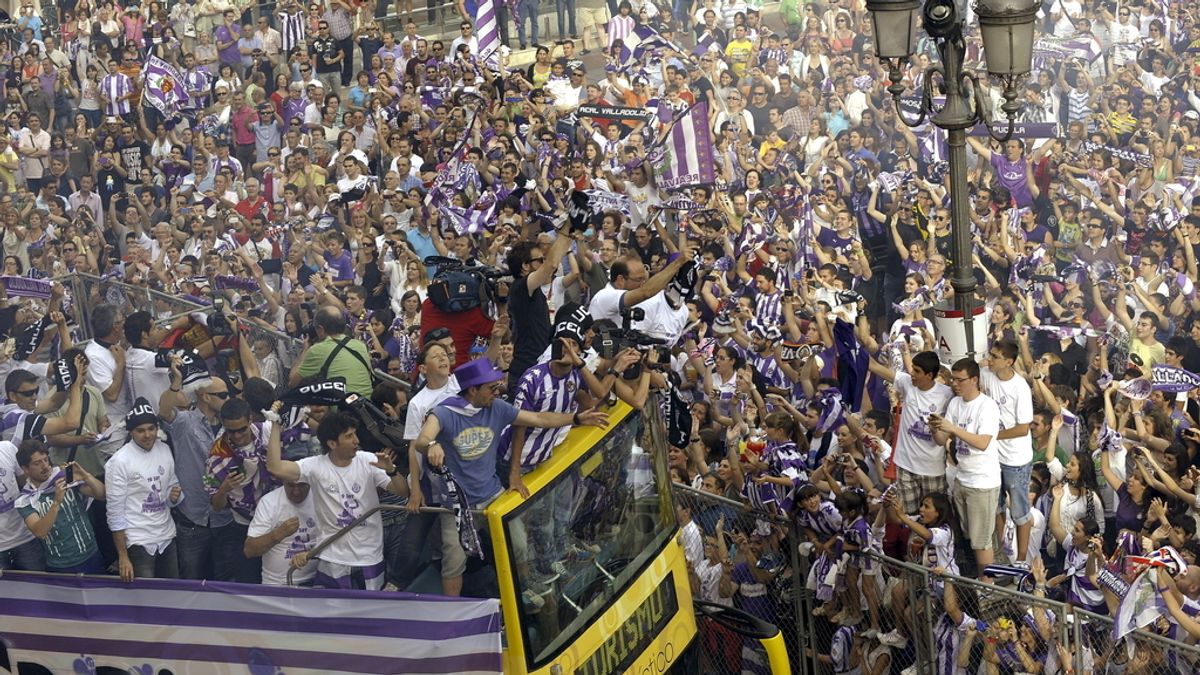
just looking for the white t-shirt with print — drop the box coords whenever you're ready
[945,393,1002,490]
[248,485,320,585]
[297,451,390,567]
[893,372,953,476]
[979,368,1033,466]
[0,441,34,551]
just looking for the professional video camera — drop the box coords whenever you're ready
[425,256,510,313]
[207,297,234,337]
[595,306,670,379]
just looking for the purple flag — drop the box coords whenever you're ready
[648,101,716,191]
[619,25,672,66]
[141,55,190,116]
[440,203,494,235]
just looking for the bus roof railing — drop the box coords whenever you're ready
[285,504,484,587]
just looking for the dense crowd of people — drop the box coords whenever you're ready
[1,0,1200,670]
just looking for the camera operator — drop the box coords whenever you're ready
[289,305,374,397]
[506,224,577,392]
[589,253,689,327]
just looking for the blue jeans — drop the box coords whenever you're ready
[516,0,540,46]
[127,541,179,579]
[0,538,46,571]
[382,517,410,589]
[225,522,262,584]
[998,462,1033,525]
[556,0,577,36]
[174,514,242,581]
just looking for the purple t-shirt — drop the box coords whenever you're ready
[1114,484,1146,535]
[215,25,241,65]
[323,250,354,283]
[990,153,1034,207]
[816,227,855,258]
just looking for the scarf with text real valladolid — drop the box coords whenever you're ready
[430,395,486,560]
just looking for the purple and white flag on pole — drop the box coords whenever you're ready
[648,101,716,191]
[0,572,503,674]
[441,203,495,235]
[476,0,501,67]
[141,55,190,116]
[619,25,673,66]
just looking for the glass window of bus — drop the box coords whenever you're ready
[501,412,675,668]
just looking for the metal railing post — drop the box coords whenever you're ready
[284,504,469,586]
[788,519,808,675]
[920,567,935,675]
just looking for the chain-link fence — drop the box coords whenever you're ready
[671,482,809,675]
[668,481,1200,675]
[796,551,1200,675]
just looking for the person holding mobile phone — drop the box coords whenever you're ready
[15,440,106,574]
[930,359,1002,579]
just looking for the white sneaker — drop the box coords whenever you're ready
[521,589,545,611]
[901,666,917,675]
[878,629,907,647]
[863,629,879,640]
[550,560,569,577]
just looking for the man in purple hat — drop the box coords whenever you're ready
[412,357,608,510]
[412,357,606,601]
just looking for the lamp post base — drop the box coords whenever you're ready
[931,301,988,366]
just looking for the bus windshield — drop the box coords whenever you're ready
[501,412,675,669]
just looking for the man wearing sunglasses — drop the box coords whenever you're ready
[200,396,279,584]
[159,356,241,581]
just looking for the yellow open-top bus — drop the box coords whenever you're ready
[487,398,697,674]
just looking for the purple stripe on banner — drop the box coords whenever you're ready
[1,632,502,675]
[477,7,495,22]
[671,117,690,175]
[0,571,484,603]
[3,599,498,639]
[693,102,715,175]
[0,276,52,299]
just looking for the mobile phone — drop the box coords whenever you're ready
[551,338,565,361]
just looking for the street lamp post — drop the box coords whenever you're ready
[865,0,1038,361]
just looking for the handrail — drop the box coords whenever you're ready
[57,272,409,390]
[863,551,1200,659]
[672,481,791,524]
[285,504,482,586]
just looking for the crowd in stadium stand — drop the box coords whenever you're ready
[1,0,1200,670]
